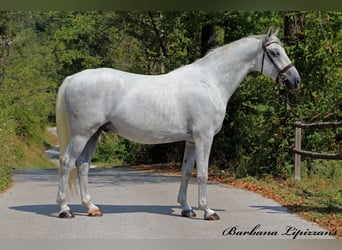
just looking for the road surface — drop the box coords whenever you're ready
[0,166,335,239]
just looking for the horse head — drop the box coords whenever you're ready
[259,27,301,90]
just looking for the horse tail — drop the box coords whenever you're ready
[56,77,78,197]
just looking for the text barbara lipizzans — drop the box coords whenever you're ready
[222,224,336,239]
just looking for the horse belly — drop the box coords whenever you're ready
[109,95,192,144]
[114,125,192,144]
[110,113,192,144]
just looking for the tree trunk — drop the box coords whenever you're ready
[201,24,215,57]
[284,11,305,45]
[282,12,305,119]
[0,12,16,86]
[148,11,167,74]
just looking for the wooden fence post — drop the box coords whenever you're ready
[293,120,341,180]
[294,127,302,180]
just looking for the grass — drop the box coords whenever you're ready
[13,127,57,170]
[0,127,57,192]
[0,164,12,192]
[14,141,56,169]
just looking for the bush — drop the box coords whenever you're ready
[93,133,148,165]
[0,113,18,190]
[92,133,122,164]
[0,165,11,191]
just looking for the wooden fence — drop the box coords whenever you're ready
[293,120,342,180]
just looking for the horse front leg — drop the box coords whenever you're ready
[194,134,220,220]
[177,141,196,218]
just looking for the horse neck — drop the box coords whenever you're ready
[195,36,261,103]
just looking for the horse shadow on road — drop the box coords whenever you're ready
[9,167,225,219]
[9,204,181,218]
[9,204,225,219]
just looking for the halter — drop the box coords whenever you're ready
[260,38,294,83]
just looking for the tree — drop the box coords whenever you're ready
[284,11,305,45]
[201,23,215,57]
[0,12,22,86]
[0,12,57,142]
[289,11,342,165]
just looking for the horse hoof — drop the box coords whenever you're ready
[205,213,220,221]
[181,209,196,218]
[88,209,103,217]
[58,210,75,219]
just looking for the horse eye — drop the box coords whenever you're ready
[270,49,280,57]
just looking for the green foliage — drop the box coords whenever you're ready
[292,12,341,163]
[92,133,128,164]
[0,12,57,188]
[1,17,56,143]
[291,12,341,117]
[0,165,11,191]
[0,117,15,190]
[92,132,159,166]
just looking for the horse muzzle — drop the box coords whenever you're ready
[280,67,301,90]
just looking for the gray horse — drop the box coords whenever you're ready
[56,28,300,220]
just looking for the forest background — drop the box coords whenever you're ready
[0,11,340,189]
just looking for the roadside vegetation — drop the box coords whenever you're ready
[0,11,340,234]
[218,161,342,238]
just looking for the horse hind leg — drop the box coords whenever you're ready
[57,134,91,218]
[76,129,103,217]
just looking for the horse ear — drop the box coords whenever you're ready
[273,28,280,37]
[266,27,273,38]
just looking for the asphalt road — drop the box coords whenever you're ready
[0,166,335,239]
